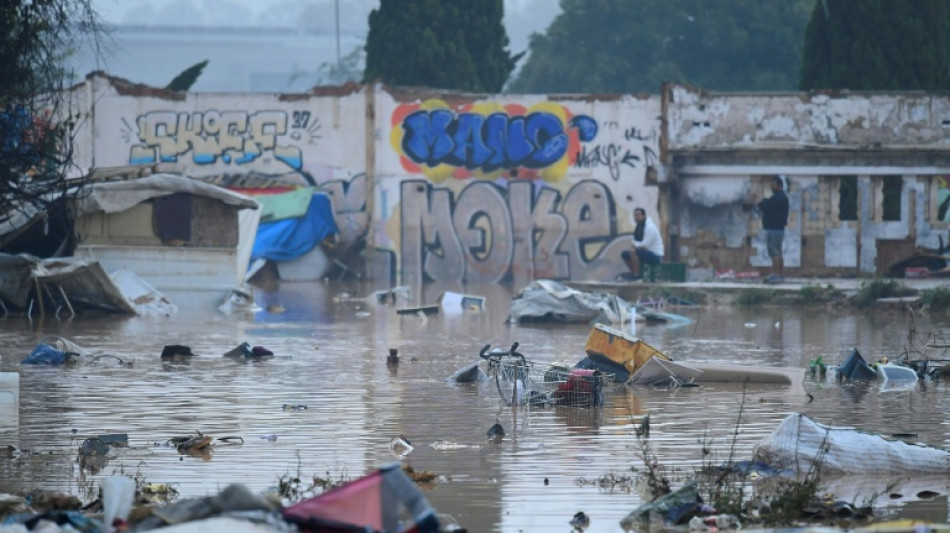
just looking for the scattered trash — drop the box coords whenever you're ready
[744,322,757,328]
[21,336,85,365]
[282,463,440,532]
[111,269,179,316]
[396,304,440,315]
[354,310,371,318]
[577,324,669,382]
[97,433,129,447]
[259,434,278,442]
[620,480,699,531]
[430,440,476,451]
[448,361,488,383]
[627,358,702,387]
[837,348,877,381]
[281,404,308,411]
[508,279,629,324]
[0,372,18,405]
[638,308,694,328]
[217,286,261,315]
[480,342,612,407]
[170,433,214,455]
[570,511,590,531]
[79,438,110,457]
[753,413,950,476]
[371,286,409,304]
[715,269,761,280]
[223,342,274,359]
[389,435,414,457]
[161,345,195,358]
[486,421,505,440]
[402,464,438,484]
[440,291,486,313]
[215,436,245,445]
[387,348,399,366]
[102,475,135,530]
[133,483,280,531]
[139,483,179,503]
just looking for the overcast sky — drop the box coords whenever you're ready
[91,0,561,55]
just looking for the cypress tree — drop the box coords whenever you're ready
[363,0,518,93]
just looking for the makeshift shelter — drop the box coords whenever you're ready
[282,463,441,533]
[72,174,260,309]
[249,191,339,281]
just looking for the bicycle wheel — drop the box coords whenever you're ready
[495,357,527,405]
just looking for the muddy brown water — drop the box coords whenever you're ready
[1,281,950,532]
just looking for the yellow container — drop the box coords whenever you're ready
[584,324,669,376]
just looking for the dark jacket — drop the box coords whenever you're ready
[758,191,789,230]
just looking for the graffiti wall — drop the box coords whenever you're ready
[72,75,662,284]
[79,74,371,256]
[375,92,662,285]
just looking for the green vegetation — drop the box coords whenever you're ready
[363,0,519,93]
[800,0,950,90]
[509,0,813,94]
[920,287,950,313]
[795,284,846,306]
[852,279,915,308]
[0,0,100,221]
[736,289,773,306]
[623,392,834,529]
[166,60,208,92]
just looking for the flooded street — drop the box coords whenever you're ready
[2,281,950,532]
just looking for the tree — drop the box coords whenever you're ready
[800,0,950,90]
[363,0,519,93]
[0,0,101,255]
[509,0,813,94]
[166,60,209,92]
[315,46,365,86]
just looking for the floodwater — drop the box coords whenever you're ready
[2,281,950,533]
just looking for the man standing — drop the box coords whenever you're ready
[757,176,789,283]
[620,207,664,280]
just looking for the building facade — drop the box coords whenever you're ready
[68,73,950,283]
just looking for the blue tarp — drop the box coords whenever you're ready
[22,344,70,365]
[250,193,338,263]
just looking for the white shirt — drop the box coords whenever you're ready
[633,216,664,257]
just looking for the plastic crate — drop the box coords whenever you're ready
[646,262,686,282]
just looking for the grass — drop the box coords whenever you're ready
[620,390,848,530]
[852,278,915,308]
[920,287,950,313]
[797,284,846,305]
[735,289,773,306]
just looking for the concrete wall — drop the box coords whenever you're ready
[74,74,663,284]
[666,84,950,276]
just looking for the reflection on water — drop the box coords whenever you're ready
[1,281,950,532]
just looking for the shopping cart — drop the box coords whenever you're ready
[479,342,613,408]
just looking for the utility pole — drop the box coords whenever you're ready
[335,0,341,68]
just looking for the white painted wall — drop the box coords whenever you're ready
[70,74,664,284]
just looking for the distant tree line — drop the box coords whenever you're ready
[362,0,950,94]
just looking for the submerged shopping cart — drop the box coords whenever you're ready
[479,343,613,408]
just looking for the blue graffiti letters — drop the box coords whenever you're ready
[401,110,597,171]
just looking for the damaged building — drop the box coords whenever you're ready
[662,83,950,277]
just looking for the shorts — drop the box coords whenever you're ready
[765,230,784,258]
[635,248,661,265]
